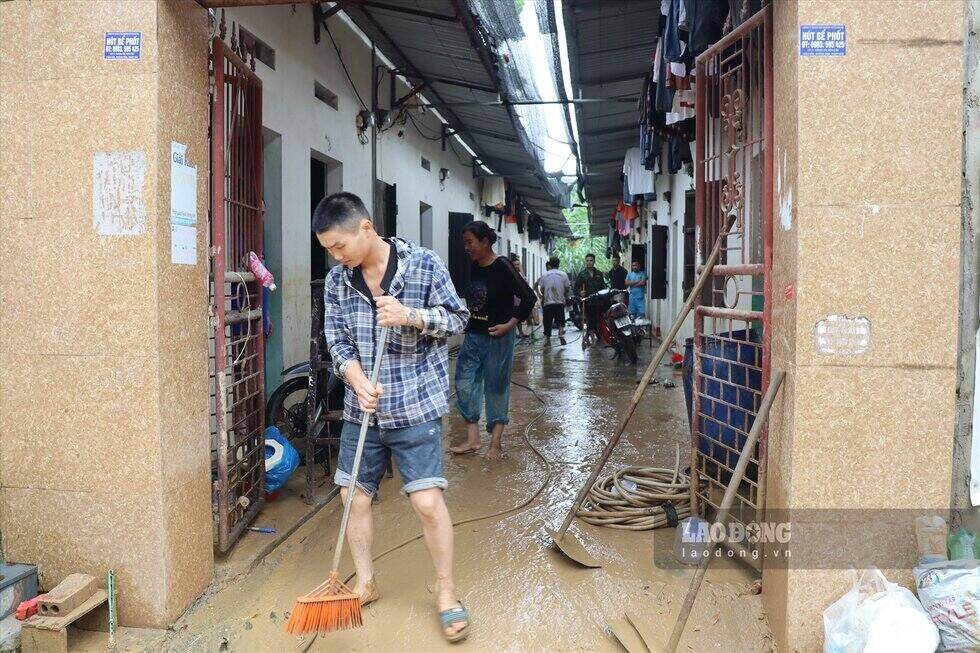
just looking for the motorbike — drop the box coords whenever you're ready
[582,289,640,363]
[265,360,345,461]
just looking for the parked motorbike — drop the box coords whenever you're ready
[581,289,640,363]
[604,290,641,364]
[265,360,345,461]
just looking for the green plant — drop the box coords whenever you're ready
[550,204,610,278]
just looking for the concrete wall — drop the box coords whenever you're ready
[223,6,549,367]
[648,166,696,346]
[763,1,964,650]
[0,0,213,627]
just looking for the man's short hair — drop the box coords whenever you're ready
[312,192,370,234]
[548,256,560,269]
[585,253,596,260]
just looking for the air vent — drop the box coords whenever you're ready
[239,28,275,70]
[314,81,338,110]
[421,157,431,171]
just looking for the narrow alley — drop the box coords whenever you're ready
[80,339,771,652]
[1,1,975,652]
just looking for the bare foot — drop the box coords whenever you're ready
[436,582,468,640]
[450,441,481,454]
[485,446,504,460]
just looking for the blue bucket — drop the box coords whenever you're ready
[695,328,763,482]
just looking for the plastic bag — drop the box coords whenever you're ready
[264,426,299,493]
[914,557,980,652]
[823,568,940,653]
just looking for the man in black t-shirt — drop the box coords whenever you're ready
[574,253,607,348]
[608,254,628,290]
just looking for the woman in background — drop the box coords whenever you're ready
[450,222,536,459]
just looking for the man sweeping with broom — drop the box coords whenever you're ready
[286,192,471,642]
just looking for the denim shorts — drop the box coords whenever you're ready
[333,418,447,496]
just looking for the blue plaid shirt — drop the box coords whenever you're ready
[323,238,469,429]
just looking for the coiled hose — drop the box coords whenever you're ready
[576,446,692,531]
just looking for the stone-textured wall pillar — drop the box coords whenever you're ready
[764,1,964,650]
[0,0,213,627]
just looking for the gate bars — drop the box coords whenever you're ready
[210,25,266,553]
[691,6,773,570]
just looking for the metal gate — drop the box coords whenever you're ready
[210,22,265,553]
[690,6,772,569]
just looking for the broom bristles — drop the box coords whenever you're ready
[284,572,364,635]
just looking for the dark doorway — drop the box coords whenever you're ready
[650,225,668,299]
[375,181,397,238]
[448,212,473,294]
[310,154,342,295]
[311,157,327,284]
[683,191,696,299]
[631,244,647,269]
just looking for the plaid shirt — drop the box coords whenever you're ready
[323,238,469,429]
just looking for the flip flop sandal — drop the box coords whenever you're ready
[439,603,471,643]
[360,579,380,608]
[449,446,480,455]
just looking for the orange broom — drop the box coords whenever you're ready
[285,327,390,635]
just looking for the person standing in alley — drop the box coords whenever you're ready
[535,256,570,341]
[450,221,536,459]
[608,254,628,290]
[625,259,647,318]
[315,192,472,642]
[509,252,534,339]
[574,253,606,349]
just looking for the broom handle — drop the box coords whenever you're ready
[556,215,736,540]
[331,326,390,572]
[665,370,785,653]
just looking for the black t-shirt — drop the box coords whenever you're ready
[463,256,536,334]
[351,240,396,307]
[608,265,628,290]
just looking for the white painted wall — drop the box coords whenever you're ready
[224,6,549,365]
[646,163,695,348]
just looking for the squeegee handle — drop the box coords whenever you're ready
[331,326,390,572]
[556,216,735,539]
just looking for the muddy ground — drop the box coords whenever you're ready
[77,335,773,652]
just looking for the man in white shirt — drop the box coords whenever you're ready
[535,257,571,340]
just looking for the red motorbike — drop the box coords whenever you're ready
[581,289,637,362]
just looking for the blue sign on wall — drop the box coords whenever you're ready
[799,25,846,57]
[104,32,142,60]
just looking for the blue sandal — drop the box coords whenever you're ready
[439,603,471,643]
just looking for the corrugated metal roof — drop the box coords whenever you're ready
[563,0,658,235]
[340,0,572,235]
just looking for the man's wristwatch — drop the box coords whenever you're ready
[407,308,420,329]
[338,359,352,381]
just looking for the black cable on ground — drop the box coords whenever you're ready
[343,377,554,584]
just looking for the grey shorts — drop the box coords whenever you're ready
[333,418,447,496]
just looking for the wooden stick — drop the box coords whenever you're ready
[665,370,785,653]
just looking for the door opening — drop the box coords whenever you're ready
[375,181,397,237]
[447,212,472,294]
[419,201,433,249]
[310,153,342,293]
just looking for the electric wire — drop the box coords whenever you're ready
[323,22,368,112]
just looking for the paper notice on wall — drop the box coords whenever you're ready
[170,141,197,265]
[93,151,147,235]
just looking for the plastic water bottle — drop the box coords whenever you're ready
[247,251,276,291]
[947,527,977,560]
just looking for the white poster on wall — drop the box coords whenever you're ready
[170,141,197,265]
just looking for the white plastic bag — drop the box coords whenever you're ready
[914,557,980,652]
[823,567,940,653]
